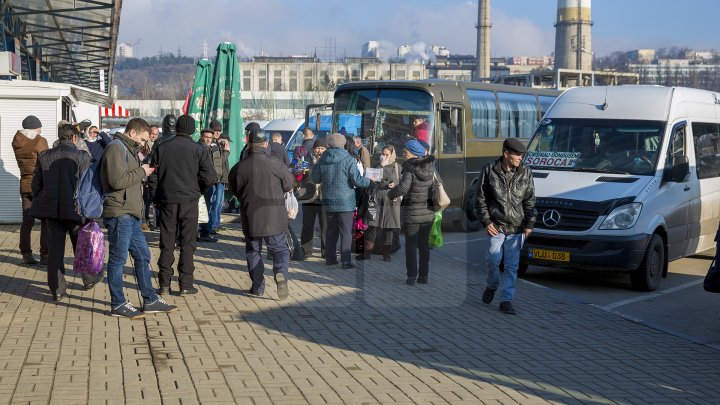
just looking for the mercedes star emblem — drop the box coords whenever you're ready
[542,209,561,228]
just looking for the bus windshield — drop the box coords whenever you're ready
[526,118,665,176]
[333,89,434,155]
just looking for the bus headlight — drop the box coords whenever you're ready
[599,203,642,230]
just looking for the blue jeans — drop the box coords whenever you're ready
[200,183,224,236]
[246,232,289,294]
[486,233,525,302]
[105,215,158,308]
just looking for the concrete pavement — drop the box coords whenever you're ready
[0,222,719,404]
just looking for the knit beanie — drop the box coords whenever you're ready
[22,115,42,130]
[176,115,195,135]
[327,133,346,148]
[313,138,329,149]
[404,139,427,157]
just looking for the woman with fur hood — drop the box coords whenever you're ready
[387,139,440,285]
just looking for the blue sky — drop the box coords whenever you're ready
[119,0,719,59]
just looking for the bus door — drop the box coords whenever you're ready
[436,103,466,204]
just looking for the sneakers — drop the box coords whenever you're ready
[143,297,178,314]
[341,262,356,269]
[406,277,416,286]
[276,273,289,300]
[417,276,428,284]
[157,286,171,296]
[499,301,516,315]
[482,288,497,304]
[197,235,218,243]
[247,288,264,297]
[111,302,145,320]
[325,260,339,266]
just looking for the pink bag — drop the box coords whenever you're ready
[73,220,106,275]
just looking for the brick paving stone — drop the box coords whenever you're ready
[1,224,720,403]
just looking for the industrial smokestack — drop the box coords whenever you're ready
[475,0,491,81]
[554,0,593,71]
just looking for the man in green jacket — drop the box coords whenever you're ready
[100,118,176,319]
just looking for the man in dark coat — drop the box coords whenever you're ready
[474,138,536,315]
[149,115,216,296]
[230,128,295,299]
[13,115,49,265]
[30,124,104,301]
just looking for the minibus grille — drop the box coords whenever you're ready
[535,207,598,231]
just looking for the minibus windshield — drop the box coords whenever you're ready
[333,89,434,154]
[526,119,665,176]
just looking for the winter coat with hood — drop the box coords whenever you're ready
[12,129,49,194]
[474,158,536,234]
[30,139,90,222]
[311,147,370,213]
[387,155,437,225]
[230,146,295,238]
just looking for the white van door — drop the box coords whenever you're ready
[661,122,694,260]
[688,121,720,254]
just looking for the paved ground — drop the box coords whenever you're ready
[1,222,719,405]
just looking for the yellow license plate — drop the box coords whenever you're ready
[531,249,570,262]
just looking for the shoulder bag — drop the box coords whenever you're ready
[431,172,451,212]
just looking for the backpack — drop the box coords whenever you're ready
[75,139,128,219]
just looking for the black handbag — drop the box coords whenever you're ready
[704,260,720,293]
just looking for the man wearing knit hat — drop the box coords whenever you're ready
[311,133,371,268]
[148,114,216,297]
[299,137,329,258]
[474,137,536,315]
[12,115,49,265]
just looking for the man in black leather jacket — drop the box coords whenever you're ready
[474,138,536,315]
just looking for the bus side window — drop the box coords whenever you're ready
[440,107,463,154]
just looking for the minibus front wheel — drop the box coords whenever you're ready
[630,234,664,291]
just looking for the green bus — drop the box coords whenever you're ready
[307,80,559,231]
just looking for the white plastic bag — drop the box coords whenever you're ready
[285,191,299,219]
[198,197,209,223]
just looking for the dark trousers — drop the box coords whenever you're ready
[403,222,433,279]
[46,219,95,298]
[366,226,394,246]
[142,184,152,226]
[300,203,326,251]
[157,202,199,289]
[20,193,47,258]
[246,232,289,294]
[325,211,354,264]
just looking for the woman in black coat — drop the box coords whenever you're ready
[387,140,439,285]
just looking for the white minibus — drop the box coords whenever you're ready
[523,85,720,291]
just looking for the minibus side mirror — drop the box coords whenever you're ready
[670,156,690,182]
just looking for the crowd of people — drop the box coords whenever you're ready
[12,112,536,318]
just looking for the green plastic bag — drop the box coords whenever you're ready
[429,211,443,248]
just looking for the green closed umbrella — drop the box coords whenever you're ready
[187,58,214,140]
[208,42,245,165]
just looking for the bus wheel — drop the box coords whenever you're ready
[630,234,663,291]
[455,185,482,232]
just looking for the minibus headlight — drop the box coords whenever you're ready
[599,203,642,230]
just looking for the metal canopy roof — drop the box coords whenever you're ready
[8,0,121,95]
